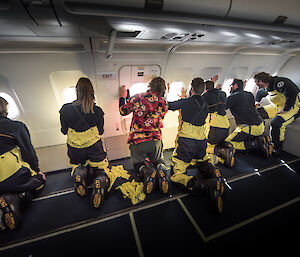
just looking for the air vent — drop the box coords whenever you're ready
[271,40,296,46]
[161,33,204,41]
[274,16,288,24]
[116,31,141,38]
[145,0,163,10]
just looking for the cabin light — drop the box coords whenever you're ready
[167,81,185,102]
[117,24,145,32]
[0,92,20,120]
[221,31,237,37]
[245,33,262,39]
[129,83,148,97]
[62,86,76,104]
[271,35,281,40]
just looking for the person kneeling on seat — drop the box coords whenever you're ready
[0,97,46,230]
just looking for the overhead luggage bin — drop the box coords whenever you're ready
[163,0,230,16]
[229,0,300,27]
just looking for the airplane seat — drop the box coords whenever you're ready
[261,115,300,157]
[282,117,300,157]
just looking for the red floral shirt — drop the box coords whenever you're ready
[119,90,168,144]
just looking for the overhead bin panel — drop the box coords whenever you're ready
[163,0,230,16]
[61,0,145,8]
[229,0,300,26]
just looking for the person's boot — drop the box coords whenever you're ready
[156,162,171,194]
[272,141,283,157]
[91,173,110,209]
[0,193,22,231]
[139,165,157,195]
[220,141,236,154]
[245,136,270,158]
[188,177,223,214]
[214,145,235,168]
[195,161,224,195]
[73,164,91,197]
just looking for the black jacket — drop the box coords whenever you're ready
[226,88,263,126]
[202,88,227,115]
[168,95,208,126]
[59,102,104,135]
[268,76,299,111]
[0,116,39,172]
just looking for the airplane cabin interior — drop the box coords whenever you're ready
[0,0,300,256]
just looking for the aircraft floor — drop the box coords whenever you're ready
[1,150,299,256]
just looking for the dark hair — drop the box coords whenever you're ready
[75,77,95,114]
[254,72,271,83]
[149,77,166,97]
[0,96,8,117]
[205,80,214,91]
[191,77,205,94]
[232,78,244,89]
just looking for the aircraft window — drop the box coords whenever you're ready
[129,82,148,97]
[222,79,234,96]
[62,86,76,104]
[167,81,185,102]
[244,78,258,94]
[0,92,20,120]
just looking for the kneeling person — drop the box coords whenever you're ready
[59,78,110,208]
[203,80,234,168]
[0,97,46,230]
[119,77,170,195]
[168,78,224,213]
[225,79,272,157]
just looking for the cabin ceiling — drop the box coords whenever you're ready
[1,0,300,54]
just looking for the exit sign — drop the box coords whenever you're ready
[98,72,117,80]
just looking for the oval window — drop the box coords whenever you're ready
[222,79,234,96]
[244,78,258,95]
[62,86,76,104]
[129,82,148,97]
[167,81,185,102]
[0,92,20,120]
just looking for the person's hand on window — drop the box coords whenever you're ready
[119,85,127,98]
[179,87,187,98]
[211,75,219,83]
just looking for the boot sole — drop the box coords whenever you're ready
[0,197,16,230]
[158,170,170,194]
[145,170,157,194]
[74,175,86,197]
[91,179,104,208]
[217,196,223,213]
[216,179,225,196]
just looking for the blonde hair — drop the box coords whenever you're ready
[149,77,166,97]
[0,97,8,117]
[75,77,95,114]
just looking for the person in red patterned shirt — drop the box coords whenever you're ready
[119,77,170,195]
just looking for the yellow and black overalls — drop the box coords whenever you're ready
[168,95,216,187]
[59,103,109,176]
[256,76,300,148]
[203,88,230,163]
[0,116,45,194]
[225,88,264,150]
